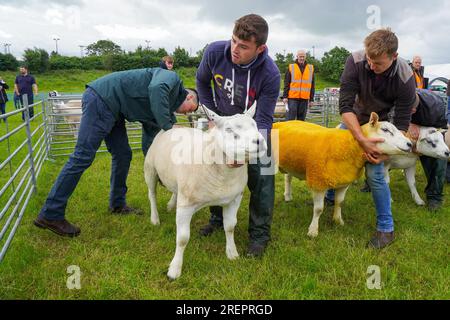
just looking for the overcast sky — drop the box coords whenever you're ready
[1,0,449,65]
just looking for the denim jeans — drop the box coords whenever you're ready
[39,88,132,220]
[447,98,450,123]
[325,123,394,232]
[286,99,308,121]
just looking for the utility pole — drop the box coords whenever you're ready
[53,37,60,54]
[79,45,85,57]
[4,43,11,54]
[312,45,315,59]
[145,40,151,50]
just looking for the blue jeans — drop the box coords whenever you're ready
[325,123,394,233]
[39,88,132,220]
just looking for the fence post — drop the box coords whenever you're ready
[42,99,51,161]
[23,95,37,193]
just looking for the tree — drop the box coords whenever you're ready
[0,53,19,71]
[23,48,50,73]
[173,46,190,67]
[86,40,122,56]
[320,46,350,83]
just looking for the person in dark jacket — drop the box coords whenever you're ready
[407,89,448,210]
[0,77,9,122]
[34,68,199,237]
[14,66,38,120]
[282,50,315,121]
[326,28,417,249]
[159,55,174,70]
[196,14,281,257]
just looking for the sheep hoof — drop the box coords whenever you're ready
[415,199,425,206]
[334,218,345,226]
[167,266,181,280]
[151,215,160,226]
[226,249,239,260]
[307,229,319,238]
[284,194,292,202]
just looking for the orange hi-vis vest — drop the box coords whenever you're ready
[414,71,424,89]
[288,63,314,99]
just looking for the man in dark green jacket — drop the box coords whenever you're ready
[34,68,198,237]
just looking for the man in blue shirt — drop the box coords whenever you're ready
[14,66,38,120]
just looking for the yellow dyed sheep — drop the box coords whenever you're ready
[272,113,412,237]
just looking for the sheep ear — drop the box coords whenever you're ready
[245,101,257,118]
[200,104,223,126]
[369,112,379,127]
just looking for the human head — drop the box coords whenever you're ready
[412,56,422,71]
[176,88,198,114]
[20,66,28,75]
[231,14,268,65]
[364,28,399,74]
[296,50,307,64]
[162,55,174,70]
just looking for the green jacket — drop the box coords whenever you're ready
[87,68,187,154]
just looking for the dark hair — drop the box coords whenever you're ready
[233,14,268,46]
[364,28,398,58]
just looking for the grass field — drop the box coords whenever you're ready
[0,70,449,300]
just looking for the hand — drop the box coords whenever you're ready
[308,101,313,108]
[359,137,387,164]
[407,123,420,141]
[282,98,288,104]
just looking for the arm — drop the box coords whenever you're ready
[310,71,315,103]
[147,73,180,131]
[196,45,219,113]
[339,55,385,164]
[255,72,281,139]
[14,77,20,95]
[31,76,38,95]
[282,69,291,103]
[393,77,416,131]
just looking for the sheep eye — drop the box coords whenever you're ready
[234,134,240,139]
[426,139,436,148]
[381,127,393,136]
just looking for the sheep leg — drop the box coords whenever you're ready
[144,164,160,225]
[307,190,326,238]
[284,174,293,202]
[404,166,425,206]
[168,206,195,280]
[333,186,349,226]
[222,193,243,260]
[167,193,177,212]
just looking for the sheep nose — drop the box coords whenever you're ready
[407,142,412,149]
[445,151,450,157]
[253,139,259,145]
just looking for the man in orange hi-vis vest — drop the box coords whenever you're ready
[282,49,315,121]
[411,56,425,89]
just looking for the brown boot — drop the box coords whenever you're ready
[367,231,395,249]
[34,216,80,237]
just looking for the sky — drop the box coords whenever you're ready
[1,0,449,65]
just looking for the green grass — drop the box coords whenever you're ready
[0,150,449,299]
[0,69,448,300]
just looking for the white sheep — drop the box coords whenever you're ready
[273,113,412,238]
[144,103,266,280]
[384,126,449,205]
